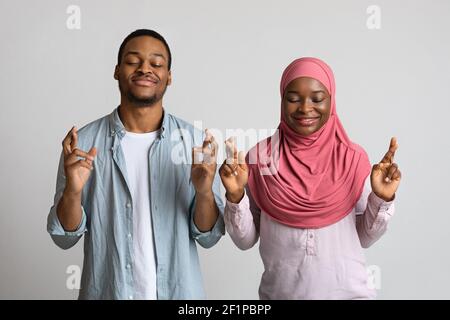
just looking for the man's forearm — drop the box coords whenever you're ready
[56,190,83,232]
[194,191,219,232]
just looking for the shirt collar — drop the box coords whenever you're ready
[108,106,168,139]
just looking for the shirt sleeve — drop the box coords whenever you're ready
[189,168,225,249]
[356,178,395,248]
[46,151,87,250]
[223,186,260,250]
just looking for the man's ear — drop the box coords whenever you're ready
[167,70,172,86]
[114,65,119,80]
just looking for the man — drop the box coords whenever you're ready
[47,29,225,300]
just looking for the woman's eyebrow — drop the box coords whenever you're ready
[286,90,326,94]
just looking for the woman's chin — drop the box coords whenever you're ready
[290,124,316,136]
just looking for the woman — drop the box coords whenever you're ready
[219,57,401,299]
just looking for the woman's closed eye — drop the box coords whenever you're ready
[311,94,326,103]
[286,94,301,103]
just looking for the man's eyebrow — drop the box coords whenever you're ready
[124,51,166,60]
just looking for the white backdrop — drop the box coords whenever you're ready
[1,0,449,299]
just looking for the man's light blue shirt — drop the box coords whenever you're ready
[47,107,225,299]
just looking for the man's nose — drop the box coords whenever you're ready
[137,60,153,74]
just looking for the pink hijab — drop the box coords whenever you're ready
[246,57,371,229]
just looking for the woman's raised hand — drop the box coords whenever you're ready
[219,137,248,203]
[370,137,402,202]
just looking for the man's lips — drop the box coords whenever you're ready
[292,116,320,126]
[132,77,158,87]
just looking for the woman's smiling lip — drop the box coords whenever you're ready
[292,116,320,126]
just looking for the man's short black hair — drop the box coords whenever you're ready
[117,29,172,70]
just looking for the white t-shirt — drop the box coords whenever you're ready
[121,129,160,300]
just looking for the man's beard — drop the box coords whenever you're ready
[120,81,168,108]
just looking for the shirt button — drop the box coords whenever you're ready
[126,264,131,269]
[127,233,132,239]
[126,203,131,208]
[128,295,133,300]
[309,234,314,238]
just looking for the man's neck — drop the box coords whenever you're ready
[118,102,164,133]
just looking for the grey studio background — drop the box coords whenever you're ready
[0,0,449,299]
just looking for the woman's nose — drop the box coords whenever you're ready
[298,101,314,113]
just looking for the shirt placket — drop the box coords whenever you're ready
[306,229,316,256]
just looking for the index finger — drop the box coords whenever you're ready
[192,147,203,165]
[62,126,75,156]
[202,129,212,149]
[209,134,218,159]
[71,127,78,152]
